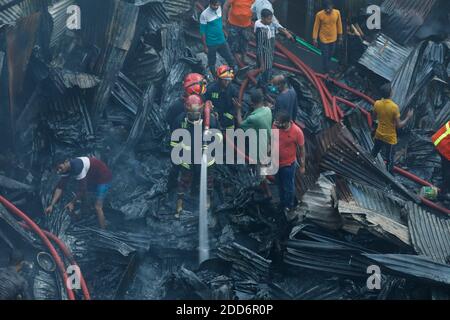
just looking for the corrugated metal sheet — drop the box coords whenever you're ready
[6,12,41,131]
[284,224,374,278]
[364,253,450,285]
[91,0,139,121]
[298,175,343,231]
[48,0,75,48]
[358,33,414,81]
[391,41,437,112]
[316,124,420,203]
[345,181,405,224]
[217,242,271,283]
[381,0,438,45]
[407,202,450,264]
[163,0,192,19]
[0,0,23,23]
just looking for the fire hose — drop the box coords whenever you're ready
[246,41,449,215]
[18,222,91,300]
[0,195,91,300]
[194,1,448,215]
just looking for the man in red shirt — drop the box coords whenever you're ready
[273,111,305,219]
[45,157,113,229]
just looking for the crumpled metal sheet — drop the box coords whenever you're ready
[358,33,414,81]
[381,0,438,45]
[316,124,420,203]
[42,93,95,147]
[70,226,151,257]
[284,224,375,278]
[217,242,271,283]
[48,0,75,48]
[363,253,450,285]
[298,175,342,231]
[50,68,100,92]
[391,41,440,112]
[407,202,450,264]
[0,0,23,24]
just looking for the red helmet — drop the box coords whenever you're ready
[183,73,207,95]
[217,65,234,81]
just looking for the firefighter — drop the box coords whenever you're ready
[432,121,450,197]
[204,65,240,130]
[166,73,208,131]
[170,95,222,218]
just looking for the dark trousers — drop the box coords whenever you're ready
[177,165,214,196]
[277,163,297,210]
[371,139,394,173]
[319,42,336,74]
[228,25,251,55]
[207,42,236,75]
[441,155,450,193]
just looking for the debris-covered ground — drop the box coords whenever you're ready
[0,0,450,300]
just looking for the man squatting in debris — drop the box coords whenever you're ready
[200,0,238,77]
[0,250,29,300]
[312,0,343,76]
[45,157,113,229]
[371,83,414,173]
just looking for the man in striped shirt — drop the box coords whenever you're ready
[254,9,292,89]
[200,0,237,76]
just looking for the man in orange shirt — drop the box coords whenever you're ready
[312,0,343,75]
[223,0,255,64]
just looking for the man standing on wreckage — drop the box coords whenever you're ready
[170,94,223,218]
[44,157,113,229]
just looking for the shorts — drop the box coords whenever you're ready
[95,184,111,201]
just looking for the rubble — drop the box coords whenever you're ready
[0,0,449,301]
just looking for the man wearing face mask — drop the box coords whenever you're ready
[171,95,221,217]
[270,74,298,122]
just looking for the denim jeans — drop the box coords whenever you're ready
[319,42,336,74]
[207,42,237,75]
[371,139,394,173]
[277,162,297,210]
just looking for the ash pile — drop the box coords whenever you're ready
[0,0,450,300]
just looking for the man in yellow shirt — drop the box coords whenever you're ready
[371,83,414,173]
[312,0,343,75]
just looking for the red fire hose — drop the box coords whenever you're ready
[18,222,91,300]
[0,195,76,300]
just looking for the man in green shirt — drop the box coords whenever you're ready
[235,89,272,163]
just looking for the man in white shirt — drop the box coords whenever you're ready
[252,0,280,25]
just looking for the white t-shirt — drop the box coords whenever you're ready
[252,0,280,25]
